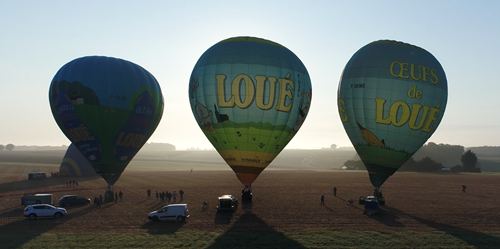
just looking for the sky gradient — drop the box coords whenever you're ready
[1,1,499,150]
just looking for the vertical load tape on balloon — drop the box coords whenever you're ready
[337,40,448,188]
[189,37,312,186]
[49,56,164,185]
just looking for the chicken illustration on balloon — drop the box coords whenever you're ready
[189,37,312,188]
[338,40,448,189]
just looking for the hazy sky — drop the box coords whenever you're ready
[1,1,499,150]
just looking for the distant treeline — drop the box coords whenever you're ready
[466,146,500,157]
[344,142,492,172]
[2,142,176,151]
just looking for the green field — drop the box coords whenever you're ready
[2,230,500,249]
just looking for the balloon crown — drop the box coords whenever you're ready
[369,40,428,53]
[218,36,289,50]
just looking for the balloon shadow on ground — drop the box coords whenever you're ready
[0,176,100,195]
[384,206,500,247]
[0,205,96,248]
[206,212,306,249]
[366,206,405,227]
[214,210,234,225]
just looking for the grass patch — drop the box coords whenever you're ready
[2,230,500,249]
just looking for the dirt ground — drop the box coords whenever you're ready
[1,163,499,234]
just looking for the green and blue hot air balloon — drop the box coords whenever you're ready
[49,56,164,186]
[189,37,312,186]
[337,40,448,188]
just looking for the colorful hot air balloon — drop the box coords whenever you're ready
[189,37,312,186]
[49,56,164,185]
[337,40,448,188]
[59,143,98,177]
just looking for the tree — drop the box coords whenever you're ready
[5,144,15,151]
[330,144,337,149]
[417,157,443,172]
[461,150,479,172]
[0,145,4,151]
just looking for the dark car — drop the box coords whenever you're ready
[217,195,238,211]
[58,195,91,207]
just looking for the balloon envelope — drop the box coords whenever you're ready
[59,143,98,177]
[337,40,448,188]
[189,37,312,186]
[49,56,163,185]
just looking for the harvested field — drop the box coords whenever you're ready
[1,162,500,235]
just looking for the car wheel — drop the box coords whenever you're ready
[29,214,36,220]
[177,216,185,222]
[152,216,159,222]
[54,212,63,218]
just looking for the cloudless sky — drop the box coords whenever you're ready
[1,1,499,150]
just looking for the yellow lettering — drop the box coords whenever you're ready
[338,96,348,122]
[422,104,440,132]
[422,66,430,82]
[408,104,429,130]
[115,132,125,146]
[407,85,423,99]
[430,68,439,84]
[216,75,234,107]
[122,133,134,146]
[375,98,391,124]
[81,126,95,141]
[255,75,276,110]
[232,74,255,108]
[276,77,294,112]
[389,101,410,126]
[410,64,422,81]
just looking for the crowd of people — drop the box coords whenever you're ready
[93,190,123,208]
[152,189,184,203]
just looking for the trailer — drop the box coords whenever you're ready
[21,194,53,206]
[363,196,380,215]
[28,172,46,180]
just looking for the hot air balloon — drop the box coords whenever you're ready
[49,56,164,186]
[337,40,448,188]
[59,143,98,177]
[189,37,312,187]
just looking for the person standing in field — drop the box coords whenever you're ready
[462,185,467,193]
[119,191,123,201]
[333,187,337,197]
[115,192,118,203]
[173,191,177,203]
[147,189,151,199]
[321,194,325,205]
[179,189,184,202]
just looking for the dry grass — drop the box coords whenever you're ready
[1,162,500,235]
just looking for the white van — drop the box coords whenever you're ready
[148,204,189,222]
[21,194,53,206]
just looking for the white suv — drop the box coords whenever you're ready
[24,204,67,220]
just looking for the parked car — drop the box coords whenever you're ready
[24,204,67,220]
[217,195,238,211]
[148,204,189,222]
[58,195,91,207]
